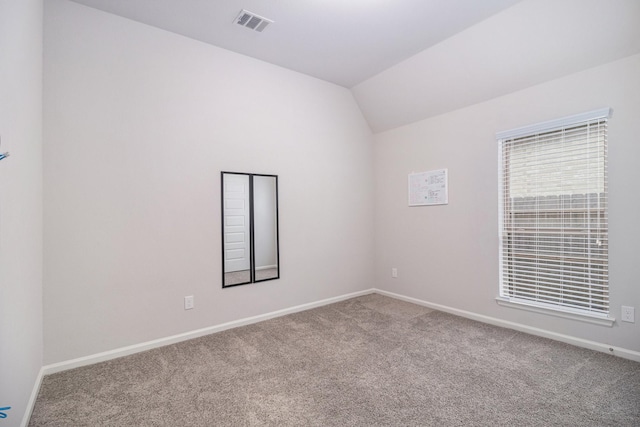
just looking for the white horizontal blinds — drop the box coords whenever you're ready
[499,113,608,315]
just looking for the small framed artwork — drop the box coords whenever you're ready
[408,169,448,206]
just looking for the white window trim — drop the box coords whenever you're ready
[495,297,615,327]
[496,107,612,140]
[496,107,613,325]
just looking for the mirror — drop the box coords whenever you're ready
[221,172,279,287]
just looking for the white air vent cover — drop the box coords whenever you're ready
[235,9,273,32]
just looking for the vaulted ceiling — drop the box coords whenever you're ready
[68,0,522,88]
[68,0,640,133]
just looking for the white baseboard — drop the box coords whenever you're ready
[374,288,640,363]
[42,289,374,375]
[41,286,639,379]
[21,366,45,427]
[255,265,277,271]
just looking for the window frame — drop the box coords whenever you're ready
[495,108,614,327]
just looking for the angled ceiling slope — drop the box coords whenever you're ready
[352,0,640,132]
[66,0,640,133]
[68,0,522,88]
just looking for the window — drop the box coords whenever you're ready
[496,108,611,323]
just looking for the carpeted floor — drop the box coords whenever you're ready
[29,294,640,426]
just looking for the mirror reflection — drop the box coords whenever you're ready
[222,172,279,287]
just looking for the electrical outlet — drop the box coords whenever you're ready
[184,295,194,310]
[621,306,634,323]
[391,268,398,278]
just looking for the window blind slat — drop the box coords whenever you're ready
[498,112,609,315]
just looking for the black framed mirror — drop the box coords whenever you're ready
[221,172,279,287]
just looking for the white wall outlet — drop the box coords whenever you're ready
[621,306,634,323]
[184,295,194,310]
[391,268,398,278]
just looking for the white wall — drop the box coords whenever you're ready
[0,0,44,424]
[374,54,640,353]
[43,0,374,364]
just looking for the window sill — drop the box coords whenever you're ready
[495,297,615,327]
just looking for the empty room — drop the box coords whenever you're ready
[1,0,639,425]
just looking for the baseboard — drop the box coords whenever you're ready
[41,286,640,378]
[42,289,375,375]
[374,288,640,363]
[21,366,45,427]
[255,265,277,271]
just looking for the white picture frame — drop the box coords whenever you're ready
[408,169,448,206]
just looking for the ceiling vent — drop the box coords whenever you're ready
[235,9,273,33]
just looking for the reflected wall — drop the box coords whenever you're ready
[221,172,279,287]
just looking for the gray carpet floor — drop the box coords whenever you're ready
[30,294,640,426]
